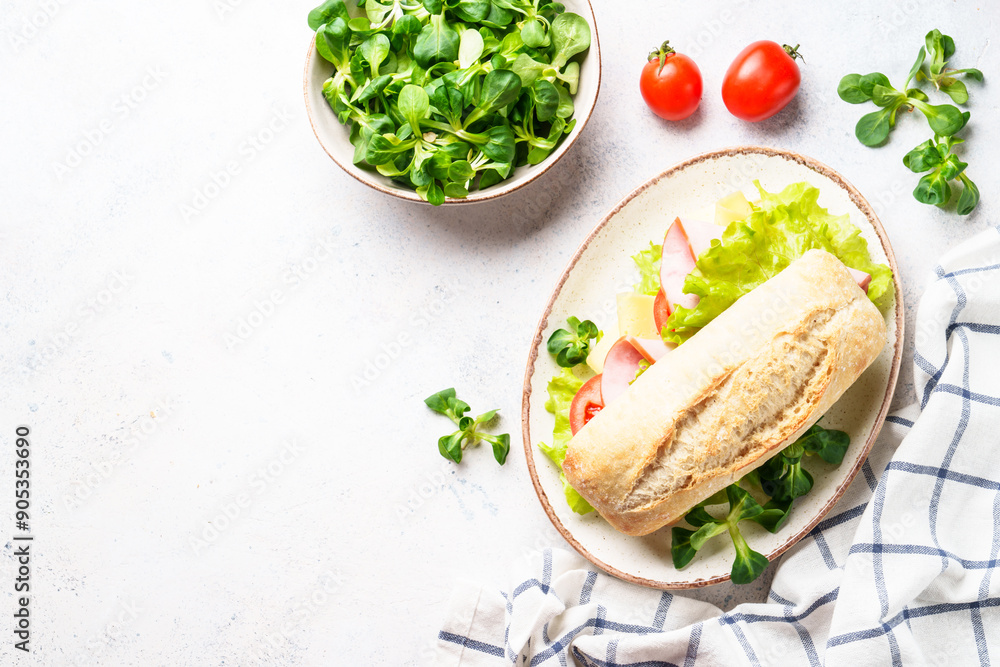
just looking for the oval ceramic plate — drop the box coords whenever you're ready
[522,146,904,589]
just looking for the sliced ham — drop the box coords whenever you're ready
[848,267,872,293]
[677,217,723,256]
[661,218,711,313]
[600,337,647,405]
[626,335,674,363]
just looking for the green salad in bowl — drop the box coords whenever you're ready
[304,0,600,205]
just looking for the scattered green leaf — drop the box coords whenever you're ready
[918,29,983,104]
[671,423,852,582]
[903,135,978,215]
[837,28,982,215]
[424,388,509,465]
[546,316,599,368]
[671,485,771,584]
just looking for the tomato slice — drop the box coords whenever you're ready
[569,375,604,435]
[653,288,670,334]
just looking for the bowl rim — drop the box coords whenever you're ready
[301,2,602,205]
[520,145,906,589]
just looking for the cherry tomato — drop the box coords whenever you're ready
[639,41,702,121]
[653,288,670,333]
[722,41,802,122]
[569,375,604,435]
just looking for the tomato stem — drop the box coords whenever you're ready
[648,40,676,73]
[783,43,804,63]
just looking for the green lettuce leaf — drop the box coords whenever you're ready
[537,368,593,514]
[663,181,894,344]
[632,241,662,297]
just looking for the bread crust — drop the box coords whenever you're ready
[562,250,887,537]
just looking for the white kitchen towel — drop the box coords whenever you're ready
[436,225,1000,666]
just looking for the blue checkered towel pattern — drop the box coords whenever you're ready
[436,226,1000,666]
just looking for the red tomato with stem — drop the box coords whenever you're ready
[639,41,702,121]
[722,41,802,122]
[569,375,604,435]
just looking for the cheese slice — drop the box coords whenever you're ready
[616,293,658,339]
[715,191,753,226]
[587,321,620,374]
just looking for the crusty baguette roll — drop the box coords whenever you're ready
[562,249,887,537]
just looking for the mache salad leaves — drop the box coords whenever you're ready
[662,181,894,344]
[307,0,592,205]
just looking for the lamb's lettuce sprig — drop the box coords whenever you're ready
[547,316,599,368]
[837,71,968,147]
[671,423,851,584]
[425,388,510,465]
[909,28,983,105]
[671,485,771,585]
[837,28,982,215]
[903,135,979,215]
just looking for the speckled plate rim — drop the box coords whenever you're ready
[520,145,905,589]
[301,0,602,206]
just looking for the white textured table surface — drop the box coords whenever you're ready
[2,1,997,665]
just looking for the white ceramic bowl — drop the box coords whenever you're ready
[522,146,904,589]
[303,2,601,204]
